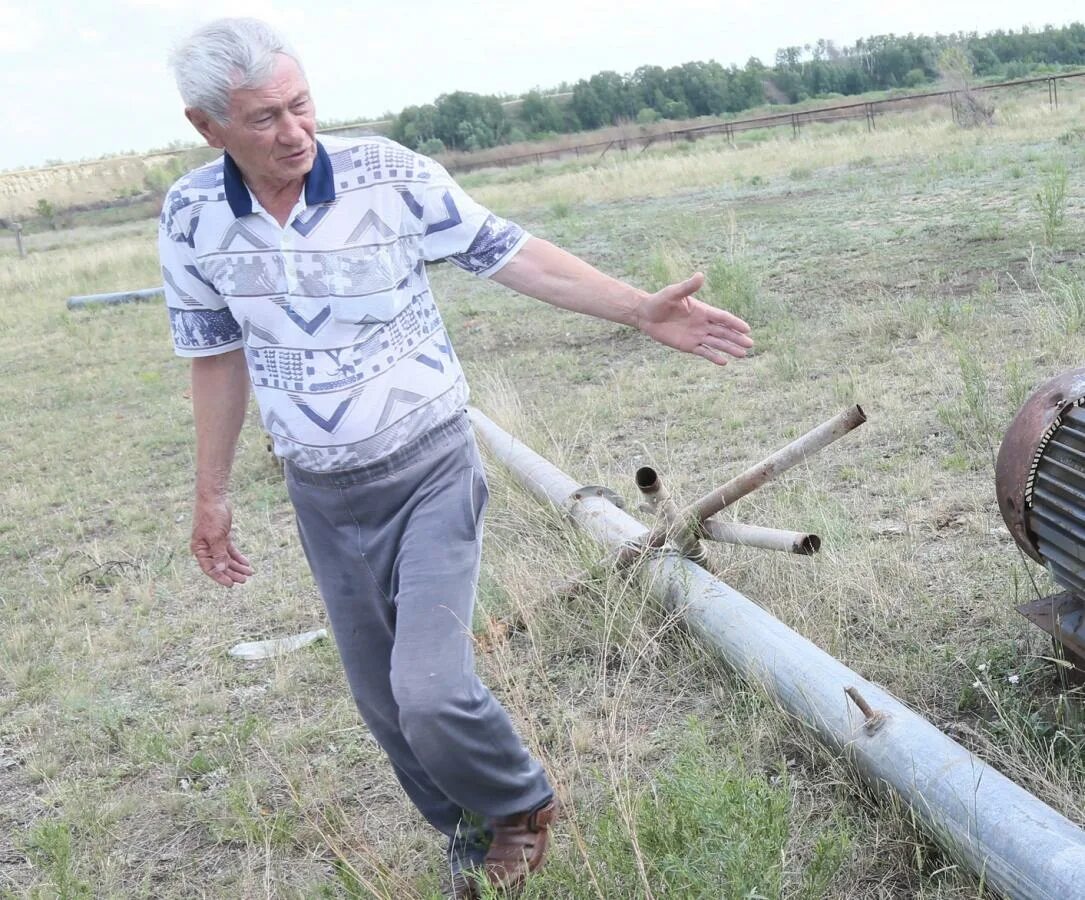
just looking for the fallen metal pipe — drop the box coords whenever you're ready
[468,406,1085,900]
[67,287,164,309]
[701,519,821,555]
[684,405,866,525]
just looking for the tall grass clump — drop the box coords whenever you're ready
[704,256,760,325]
[644,240,693,292]
[1038,272,1085,340]
[1033,163,1068,245]
[1020,249,1085,349]
[936,341,1000,470]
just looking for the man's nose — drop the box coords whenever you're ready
[278,113,308,145]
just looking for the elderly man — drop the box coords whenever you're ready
[160,17,752,897]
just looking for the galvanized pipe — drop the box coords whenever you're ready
[701,519,821,555]
[67,287,165,309]
[468,406,1085,900]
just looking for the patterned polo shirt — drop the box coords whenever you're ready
[158,135,528,472]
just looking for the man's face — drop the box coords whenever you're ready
[188,53,317,189]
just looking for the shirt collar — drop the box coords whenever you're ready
[223,139,335,219]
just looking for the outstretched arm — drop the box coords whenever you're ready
[190,349,254,587]
[489,237,753,365]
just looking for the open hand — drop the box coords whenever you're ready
[191,497,254,587]
[637,272,753,365]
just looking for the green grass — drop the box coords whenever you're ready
[3,86,1085,898]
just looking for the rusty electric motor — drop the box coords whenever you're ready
[996,367,1085,595]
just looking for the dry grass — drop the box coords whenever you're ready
[3,86,1085,898]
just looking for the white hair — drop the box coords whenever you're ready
[169,18,303,124]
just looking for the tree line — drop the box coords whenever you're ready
[389,22,1085,154]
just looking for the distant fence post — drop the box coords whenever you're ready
[12,223,25,258]
[1049,78,1059,110]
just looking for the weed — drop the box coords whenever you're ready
[958,642,1085,766]
[936,341,999,469]
[1033,163,1068,245]
[704,256,759,324]
[22,821,92,898]
[1041,273,1085,338]
[644,240,693,292]
[1022,248,1085,345]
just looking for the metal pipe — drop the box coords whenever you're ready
[634,466,705,561]
[468,406,1085,900]
[634,466,679,520]
[684,405,866,525]
[701,519,821,555]
[67,287,165,309]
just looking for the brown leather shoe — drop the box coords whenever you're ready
[483,798,559,892]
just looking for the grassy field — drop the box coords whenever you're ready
[2,87,1085,898]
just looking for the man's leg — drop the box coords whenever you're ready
[387,430,553,820]
[286,415,555,888]
[285,461,473,839]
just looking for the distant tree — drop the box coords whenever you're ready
[519,90,565,134]
[570,80,608,129]
[418,138,446,156]
[35,198,58,230]
[390,103,440,150]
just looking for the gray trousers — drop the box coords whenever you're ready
[285,413,552,855]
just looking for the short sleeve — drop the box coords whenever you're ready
[158,188,243,358]
[413,161,530,278]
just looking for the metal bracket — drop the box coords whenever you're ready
[1018,591,1085,681]
[563,484,625,514]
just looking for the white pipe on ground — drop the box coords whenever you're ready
[468,406,1085,900]
[67,287,164,309]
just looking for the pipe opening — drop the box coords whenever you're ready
[635,466,660,493]
[799,534,822,555]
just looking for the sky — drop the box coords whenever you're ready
[4,0,1084,171]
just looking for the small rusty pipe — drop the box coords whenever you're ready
[634,466,707,562]
[640,464,821,555]
[683,405,866,525]
[701,520,821,555]
[610,406,864,571]
[635,466,681,521]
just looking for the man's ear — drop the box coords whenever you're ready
[185,108,225,149]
